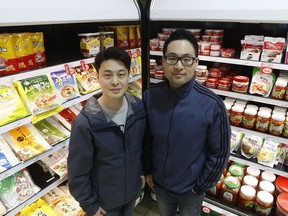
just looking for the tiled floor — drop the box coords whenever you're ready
[134,192,160,216]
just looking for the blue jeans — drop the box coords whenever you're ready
[105,199,136,216]
[154,185,205,216]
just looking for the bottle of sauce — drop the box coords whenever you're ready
[238,185,256,210]
[220,176,240,205]
[226,164,244,183]
[254,191,274,216]
[207,174,224,198]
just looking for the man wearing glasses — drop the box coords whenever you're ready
[143,29,231,216]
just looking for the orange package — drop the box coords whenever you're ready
[0,33,20,76]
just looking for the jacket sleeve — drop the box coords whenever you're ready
[68,115,99,216]
[193,100,231,195]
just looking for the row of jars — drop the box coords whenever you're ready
[224,99,288,137]
[207,161,288,215]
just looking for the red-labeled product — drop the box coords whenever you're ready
[204,29,213,36]
[276,193,288,216]
[217,78,231,91]
[210,36,222,42]
[202,35,210,42]
[205,78,218,89]
[221,48,235,58]
[210,50,220,57]
[154,70,165,80]
[272,78,287,100]
[195,65,208,77]
[232,76,250,93]
[213,29,224,36]
[209,67,222,78]
[275,176,288,197]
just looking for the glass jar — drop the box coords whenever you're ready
[209,67,222,78]
[254,191,274,216]
[272,78,287,100]
[195,65,208,78]
[255,110,271,133]
[260,171,276,183]
[226,164,244,183]
[282,117,288,137]
[205,78,219,89]
[258,180,275,195]
[224,101,233,117]
[242,107,257,129]
[207,174,224,198]
[243,175,258,189]
[232,76,250,93]
[238,185,256,210]
[269,113,285,136]
[220,176,240,205]
[230,105,244,126]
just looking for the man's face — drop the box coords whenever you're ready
[97,59,129,100]
[163,40,198,89]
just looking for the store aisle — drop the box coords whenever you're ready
[134,192,160,216]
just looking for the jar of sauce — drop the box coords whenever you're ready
[245,166,260,179]
[209,67,222,78]
[269,113,285,136]
[230,105,244,126]
[232,76,250,93]
[258,180,275,195]
[217,78,231,91]
[260,171,276,183]
[243,175,258,189]
[255,110,271,133]
[226,164,244,183]
[205,78,218,89]
[272,78,287,100]
[254,191,274,216]
[238,185,256,210]
[220,176,240,205]
[242,107,257,129]
[207,174,224,198]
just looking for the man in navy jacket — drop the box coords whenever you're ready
[143,29,231,216]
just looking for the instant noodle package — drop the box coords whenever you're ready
[2,123,52,161]
[0,135,20,173]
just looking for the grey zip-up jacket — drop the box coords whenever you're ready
[68,93,146,216]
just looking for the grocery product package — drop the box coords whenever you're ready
[0,83,30,127]
[260,37,285,63]
[14,74,63,123]
[257,139,279,167]
[19,198,59,216]
[50,70,80,104]
[2,123,52,161]
[0,135,20,173]
[240,35,264,61]
[241,133,264,159]
[33,117,70,146]
[0,168,40,210]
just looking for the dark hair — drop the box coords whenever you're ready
[163,29,199,57]
[94,46,131,72]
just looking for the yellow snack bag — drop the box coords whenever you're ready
[30,32,46,67]
[12,33,30,71]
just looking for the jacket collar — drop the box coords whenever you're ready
[164,77,195,98]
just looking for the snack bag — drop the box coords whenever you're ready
[0,83,30,126]
[12,33,30,71]
[230,130,244,153]
[0,135,20,173]
[241,133,264,158]
[30,32,46,67]
[257,139,279,167]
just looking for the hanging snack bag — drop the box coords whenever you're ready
[24,33,37,69]
[0,169,40,210]
[30,32,46,67]
[50,70,80,103]
[116,26,129,49]
[14,74,63,122]
[75,63,100,94]
[33,117,70,146]
[0,83,30,127]
[257,139,279,167]
[241,133,264,159]
[0,135,20,173]
[2,123,51,161]
[249,66,275,97]
[0,33,20,76]
[12,33,31,71]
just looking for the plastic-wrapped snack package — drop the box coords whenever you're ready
[241,133,264,159]
[14,74,63,123]
[42,187,66,205]
[230,130,245,153]
[0,135,20,173]
[50,70,80,104]
[2,123,51,161]
[0,169,40,210]
[33,117,70,146]
[0,83,30,127]
[257,139,279,167]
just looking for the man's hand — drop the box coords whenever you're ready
[145,175,154,190]
[141,175,145,189]
[93,207,106,216]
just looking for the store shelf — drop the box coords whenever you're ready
[0,139,69,181]
[150,51,288,71]
[5,176,67,216]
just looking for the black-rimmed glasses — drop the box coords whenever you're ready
[164,56,197,66]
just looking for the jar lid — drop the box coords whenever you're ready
[233,76,249,82]
[228,165,244,176]
[257,110,271,118]
[275,78,288,87]
[257,191,274,204]
[261,171,276,183]
[259,107,272,113]
[197,65,207,70]
[224,101,233,109]
[231,105,244,113]
[224,176,240,188]
[206,78,219,82]
[244,108,257,116]
[246,104,259,111]
[277,193,288,213]
[274,106,287,112]
[243,175,258,187]
[218,78,231,84]
[150,59,156,63]
[246,166,260,177]
[259,181,275,193]
[241,185,256,198]
[276,176,288,193]
[271,113,285,122]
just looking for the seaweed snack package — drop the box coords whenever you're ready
[241,133,264,159]
[0,135,20,173]
[50,70,80,103]
[230,130,245,153]
[40,145,68,179]
[0,33,20,76]
[33,117,70,146]
[75,63,100,94]
[12,33,31,71]
[249,66,276,97]
[0,169,40,210]
[42,187,66,205]
[257,139,279,167]
[78,33,100,57]
[54,198,83,216]
[30,32,46,67]
[2,123,51,161]
[116,26,129,49]
[14,74,63,123]
[0,83,30,127]
[0,200,6,215]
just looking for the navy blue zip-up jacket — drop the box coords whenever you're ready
[68,93,146,216]
[143,78,230,195]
